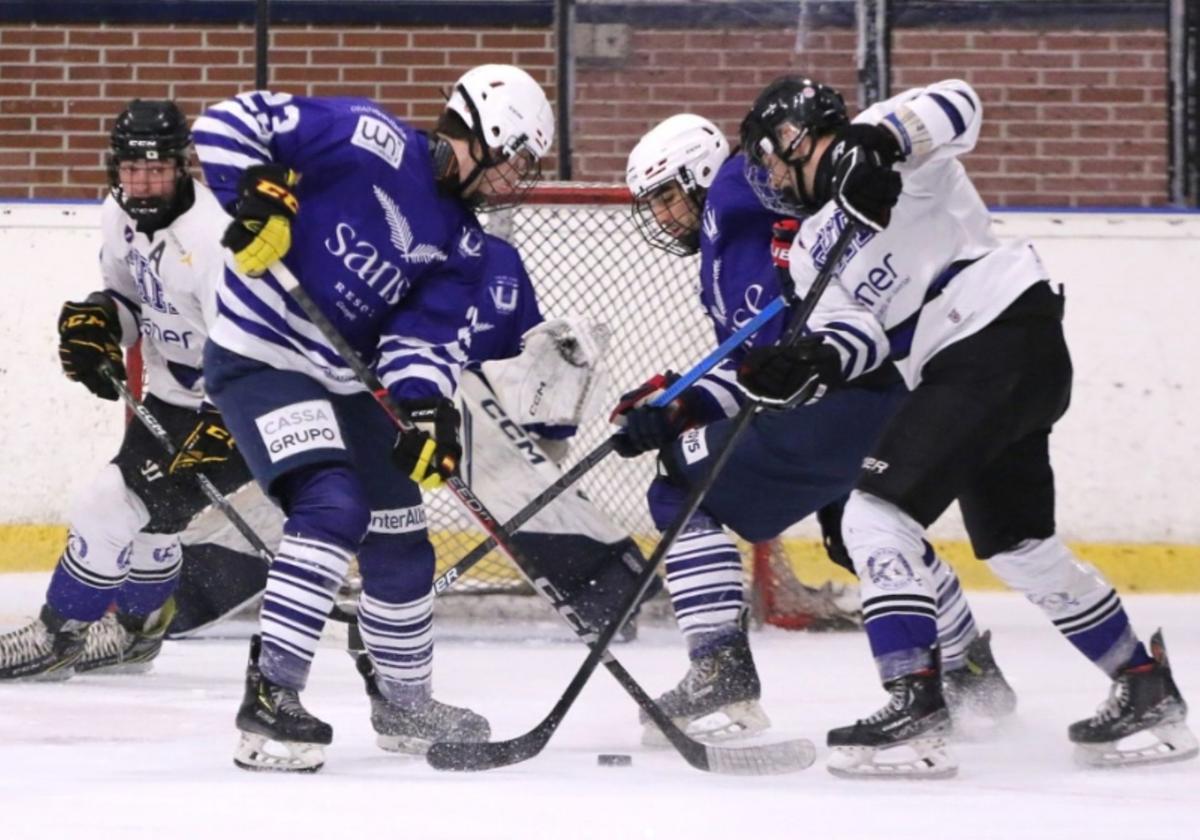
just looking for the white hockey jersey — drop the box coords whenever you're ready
[788,79,1050,389]
[99,182,230,409]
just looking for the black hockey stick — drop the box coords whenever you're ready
[426,219,863,772]
[431,297,791,594]
[101,363,273,564]
[270,262,813,775]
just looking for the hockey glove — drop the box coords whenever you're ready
[169,412,236,474]
[57,293,125,401]
[221,164,300,277]
[391,398,463,490]
[737,336,844,408]
[771,218,801,271]
[609,372,701,458]
[828,123,903,232]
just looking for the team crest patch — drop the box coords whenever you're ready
[256,399,345,463]
[1028,591,1080,614]
[680,427,709,464]
[866,548,915,591]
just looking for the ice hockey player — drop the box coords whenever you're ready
[0,100,251,680]
[737,76,1197,776]
[617,109,1014,746]
[192,65,554,772]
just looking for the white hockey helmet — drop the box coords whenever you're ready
[446,64,555,161]
[625,114,730,255]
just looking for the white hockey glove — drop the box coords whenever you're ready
[480,317,612,429]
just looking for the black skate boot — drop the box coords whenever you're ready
[942,630,1018,728]
[0,604,89,681]
[1069,629,1198,768]
[640,633,770,746]
[356,653,490,755]
[75,599,176,675]
[233,635,333,773]
[827,668,957,779]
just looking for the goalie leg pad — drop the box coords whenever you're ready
[986,536,1137,676]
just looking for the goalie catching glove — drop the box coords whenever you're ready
[609,372,705,458]
[737,336,844,408]
[480,317,611,430]
[57,293,125,401]
[221,164,300,277]
[391,397,462,490]
[170,412,236,474]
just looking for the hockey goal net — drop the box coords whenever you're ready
[423,183,855,631]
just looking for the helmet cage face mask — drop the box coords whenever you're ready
[449,82,544,212]
[740,78,848,217]
[106,100,191,226]
[631,168,705,256]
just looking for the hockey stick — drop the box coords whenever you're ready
[101,363,273,564]
[426,219,862,772]
[431,294,789,594]
[270,261,812,774]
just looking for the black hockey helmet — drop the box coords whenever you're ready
[106,99,192,225]
[739,77,848,216]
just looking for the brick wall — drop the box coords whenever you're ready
[0,22,1169,206]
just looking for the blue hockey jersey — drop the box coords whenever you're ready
[689,152,789,421]
[193,92,479,401]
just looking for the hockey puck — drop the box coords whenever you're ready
[597,754,632,767]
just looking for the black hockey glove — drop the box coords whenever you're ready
[170,412,236,474]
[57,293,125,401]
[609,372,701,458]
[391,398,462,490]
[827,123,904,232]
[221,164,300,278]
[737,336,844,408]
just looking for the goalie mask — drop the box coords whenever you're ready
[625,114,730,256]
[739,77,848,217]
[107,99,192,229]
[434,64,554,211]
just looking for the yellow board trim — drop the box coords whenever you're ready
[3,525,1198,592]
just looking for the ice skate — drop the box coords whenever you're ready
[641,634,770,746]
[942,630,1018,733]
[1070,629,1198,768]
[75,600,176,675]
[233,635,332,773]
[826,668,957,779]
[0,604,89,681]
[356,653,490,755]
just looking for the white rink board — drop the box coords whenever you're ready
[1,203,1199,542]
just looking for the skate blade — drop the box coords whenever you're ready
[75,660,155,676]
[1073,722,1200,769]
[641,701,772,748]
[826,737,958,780]
[233,732,325,773]
[376,734,433,756]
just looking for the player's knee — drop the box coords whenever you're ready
[358,529,436,604]
[274,464,370,550]
[68,464,150,543]
[986,535,1107,600]
[647,476,720,533]
[841,489,926,574]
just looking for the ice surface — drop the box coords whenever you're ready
[1,575,1196,839]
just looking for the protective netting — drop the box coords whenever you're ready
[424,184,851,630]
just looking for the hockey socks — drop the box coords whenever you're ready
[987,536,1145,676]
[922,543,979,672]
[661,514,745,653]
[258,534,352,690]
[357,588,435,706]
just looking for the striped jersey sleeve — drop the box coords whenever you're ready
[864,79,983,165]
